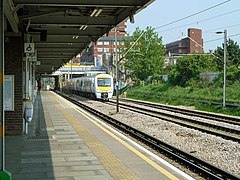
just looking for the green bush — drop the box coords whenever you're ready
[126,81,240,116]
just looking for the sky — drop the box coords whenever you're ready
[126,0,240,52]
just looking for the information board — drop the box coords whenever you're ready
[4,75,14,111]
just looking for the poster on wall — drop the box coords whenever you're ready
[95,55,102,66]
[4,75,14,111]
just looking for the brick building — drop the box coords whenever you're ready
[80,21,127,69]
[166,28,203,55]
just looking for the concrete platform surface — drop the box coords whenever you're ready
[5,91,193,180]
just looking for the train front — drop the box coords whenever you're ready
[95,74,113,100]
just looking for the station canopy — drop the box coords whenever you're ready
[5,0,155,75]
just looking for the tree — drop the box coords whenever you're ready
[122,27,166,81]
[168,54,218,86]
[214,38,240,81]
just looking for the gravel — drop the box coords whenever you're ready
[75,96,240,177]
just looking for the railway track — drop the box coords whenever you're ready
[108,99,240,143]
[56,91,239,180]
[120,98,240,126]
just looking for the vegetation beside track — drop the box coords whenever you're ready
[125,81,240,116]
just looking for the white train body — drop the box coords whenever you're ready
[71,74,114,100]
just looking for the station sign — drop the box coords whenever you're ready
[27,57,37,62]
[24,43,35,53]
[27,50,37,61]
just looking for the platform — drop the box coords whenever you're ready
[6,91,193,180]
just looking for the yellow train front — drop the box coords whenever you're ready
[72,73,114,100]
[93,74,114,100]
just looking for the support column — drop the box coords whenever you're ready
[0,1,12,179]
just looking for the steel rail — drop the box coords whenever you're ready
[56,91,239,180]
[119,98,240,126]
[107,100,240,143]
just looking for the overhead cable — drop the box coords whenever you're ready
[204,32,240,43]
[124,0,231,59]
[155,0,231,30]
[158,8,240,33]
[204,23,240,33]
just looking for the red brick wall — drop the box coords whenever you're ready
[188,28,203,53]
[180,38,189,54]
[108,21,126,37]
[93,21,127,57]
[4,36,24,135]
[80,21,127,64]
[166,28,203,54]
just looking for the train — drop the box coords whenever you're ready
[63,73,114,100]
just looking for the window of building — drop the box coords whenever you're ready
[97,48,103,52]
[104,48,109,52]
[97,41,103,45]
[104,41,109,45]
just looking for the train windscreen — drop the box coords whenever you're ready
[97,78,111,87]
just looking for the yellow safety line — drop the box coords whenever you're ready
[75,107,179,180]
[0,125,3,137]
[55,93,179,180]
[0,72,3,84]
[52,99,138,179]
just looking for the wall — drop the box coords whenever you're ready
[4,35,24,135]
[188,28,203,53]
[166,28,203,54]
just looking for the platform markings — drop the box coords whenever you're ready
[53,98,138,179]
[51,93,190,180]
[73,107,180,180]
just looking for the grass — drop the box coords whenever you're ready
[125,82,240,116]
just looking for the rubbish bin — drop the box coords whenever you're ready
[23,99,33,123]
